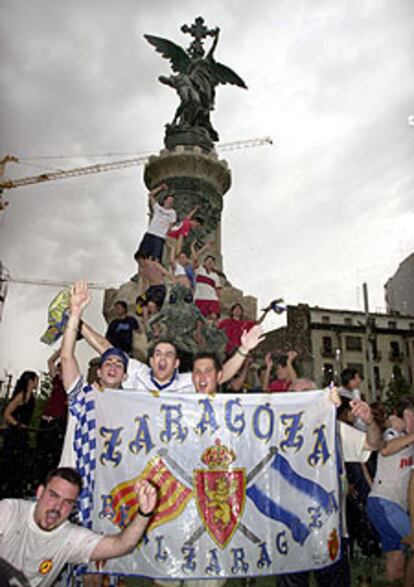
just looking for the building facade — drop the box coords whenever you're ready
[385,253,414,315]
[260,304,414,400]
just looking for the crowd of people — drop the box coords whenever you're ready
[1,183,414,586]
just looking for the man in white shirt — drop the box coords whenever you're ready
[135,183,177,263]
[0,467,156,587]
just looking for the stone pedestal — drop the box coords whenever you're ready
[144,145,231,270]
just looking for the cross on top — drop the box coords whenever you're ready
[181,17,216,58]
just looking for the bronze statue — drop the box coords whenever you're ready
[145,17,247,149]
[146,283,227,358]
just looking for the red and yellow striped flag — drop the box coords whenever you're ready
[109,456,193,531]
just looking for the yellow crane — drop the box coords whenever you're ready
[0,137,272,191]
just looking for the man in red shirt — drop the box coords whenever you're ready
[218,303,256,356]
[263,350,298,392]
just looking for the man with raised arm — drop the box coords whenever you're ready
[135,183,177,263]
[0,467,156,587]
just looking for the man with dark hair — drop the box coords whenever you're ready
[338,367,362,399]
[59,281,130,486]
[0,467,156,587]
[192,352,223,395]
[105,300,139,355]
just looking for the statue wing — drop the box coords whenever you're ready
[212,60,248,89]
[144,34,190,73]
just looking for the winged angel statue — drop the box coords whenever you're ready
[145,17,247,147]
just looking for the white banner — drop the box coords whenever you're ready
[87,389,340,580]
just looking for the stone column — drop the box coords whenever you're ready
[143,144,231,271]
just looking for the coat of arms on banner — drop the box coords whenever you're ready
[194,440,245,548]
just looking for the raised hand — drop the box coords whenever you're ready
[135,480,157,516]
[70,280,91,317]
[241,324,265,352]
[350,399,373,424]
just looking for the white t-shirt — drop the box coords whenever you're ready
[339,421,371,463]
[124,358,194,393]
[369,427,414,510]
[148,202,177,239]
[0,500,102,587]
[173,261,187,277]
[194,265,221,302]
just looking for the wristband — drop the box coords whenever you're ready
[138,507,154,518]
[236,347,249,358]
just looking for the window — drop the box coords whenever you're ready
[409,322,414,331]
[345,336,362,351]
[371,338,380,360]
[373,366,381,390]
[321,316,330,325]
[322,336,333,356]
[344,317,353,326]
[389,341,402,360]
[388,320,397,329]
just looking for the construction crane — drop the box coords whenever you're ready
[0,136,273,191]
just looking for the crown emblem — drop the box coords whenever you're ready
[201,439,236,470]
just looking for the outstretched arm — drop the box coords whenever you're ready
[191,240,212,269]
[60,281,91,391]
[221,324,265,383]
[380,431,414,457]
[90,480,157,562]
[350,400,383,451]
[286,350,298,383]
[149,183,167,207]
[80,321,112,355]
[187,204,199,220]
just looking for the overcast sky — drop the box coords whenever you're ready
[0,0,413,379]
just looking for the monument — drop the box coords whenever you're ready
[104,17,257,359]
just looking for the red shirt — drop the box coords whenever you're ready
[218,318,256,355]
[42,375,68,419]
[268,378,290,392]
